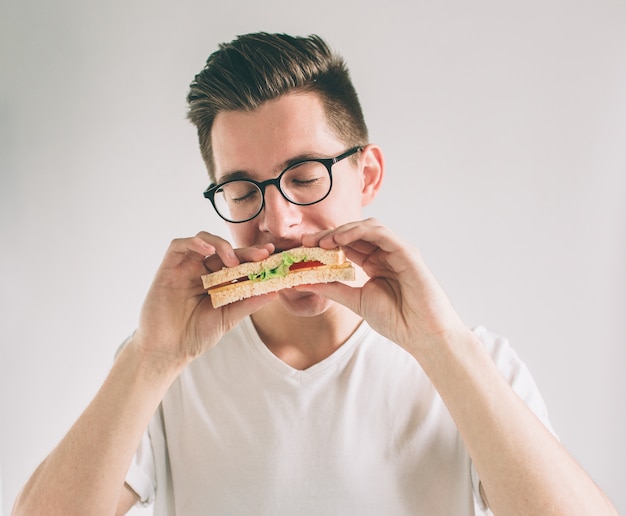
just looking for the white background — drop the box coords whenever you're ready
[1,1,625,514]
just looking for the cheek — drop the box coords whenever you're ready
[303,198,362,231]
[312,180,363,224]
[227,222,257,247]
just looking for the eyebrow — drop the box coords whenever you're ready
[216,151,331,184]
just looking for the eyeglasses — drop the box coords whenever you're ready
[203,146,363,223]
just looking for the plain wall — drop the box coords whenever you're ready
[1,1,625,514]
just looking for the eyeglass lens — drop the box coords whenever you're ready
[213,161,332,222]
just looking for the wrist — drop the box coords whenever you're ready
[122,333,190,386]
[405,325,479,375]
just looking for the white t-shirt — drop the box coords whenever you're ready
[125,318,554,515]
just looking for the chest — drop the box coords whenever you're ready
[157,346,475,515]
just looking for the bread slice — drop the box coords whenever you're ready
[201,247,355,308]
[202,247,348,289]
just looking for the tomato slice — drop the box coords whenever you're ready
[289,260,323,271]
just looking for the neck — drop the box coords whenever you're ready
[250,298,363,370]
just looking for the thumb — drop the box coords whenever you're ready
[296,282,363,316]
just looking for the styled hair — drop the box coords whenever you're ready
[187,32,369,181]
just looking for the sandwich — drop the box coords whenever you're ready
[201,246,355,308]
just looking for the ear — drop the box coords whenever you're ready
[359,144,384,207]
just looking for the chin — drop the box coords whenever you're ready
[277,288,333,317]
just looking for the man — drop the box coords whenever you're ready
[13,32,617,515]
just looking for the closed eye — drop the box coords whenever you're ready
[221,182,261,204]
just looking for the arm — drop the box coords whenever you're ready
[302,219,617,515]
[116,484,141,516]
[12,235,277,516]
[12,332,182,516]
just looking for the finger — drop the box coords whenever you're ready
[321,221,395,251]
[341,240,379,265]
[167,235,214,256]
[221,291,280,319]
[301,229,336,248]
[328,227,416,273]
[195,232,240,268]
[160,237,217,272]
[294,282,363,316]
[235,243,275,262]
[303,219,375,249]
[301,222,379,249]
[203,243,275,272]
[164,233,233,271]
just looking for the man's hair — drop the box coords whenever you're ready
[187,32,369,181]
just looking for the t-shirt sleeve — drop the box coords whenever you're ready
[125,428,156,506]
[469,326,558,512]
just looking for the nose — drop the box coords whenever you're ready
[258,184,301,236]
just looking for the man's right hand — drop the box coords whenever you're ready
[130,232,278,371]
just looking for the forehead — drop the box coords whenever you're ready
[210,92,343,180]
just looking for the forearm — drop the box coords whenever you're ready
[416,329,617,515]
[13,341,183,516]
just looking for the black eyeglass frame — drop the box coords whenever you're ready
[203,146,364,223]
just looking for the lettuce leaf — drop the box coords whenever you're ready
[248,252,308,282]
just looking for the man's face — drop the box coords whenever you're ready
[210,92,366,251]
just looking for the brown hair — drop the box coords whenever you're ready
[187,32,368,181]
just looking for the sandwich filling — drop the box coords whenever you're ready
[248,252,318,282]
[206,251,346,293]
